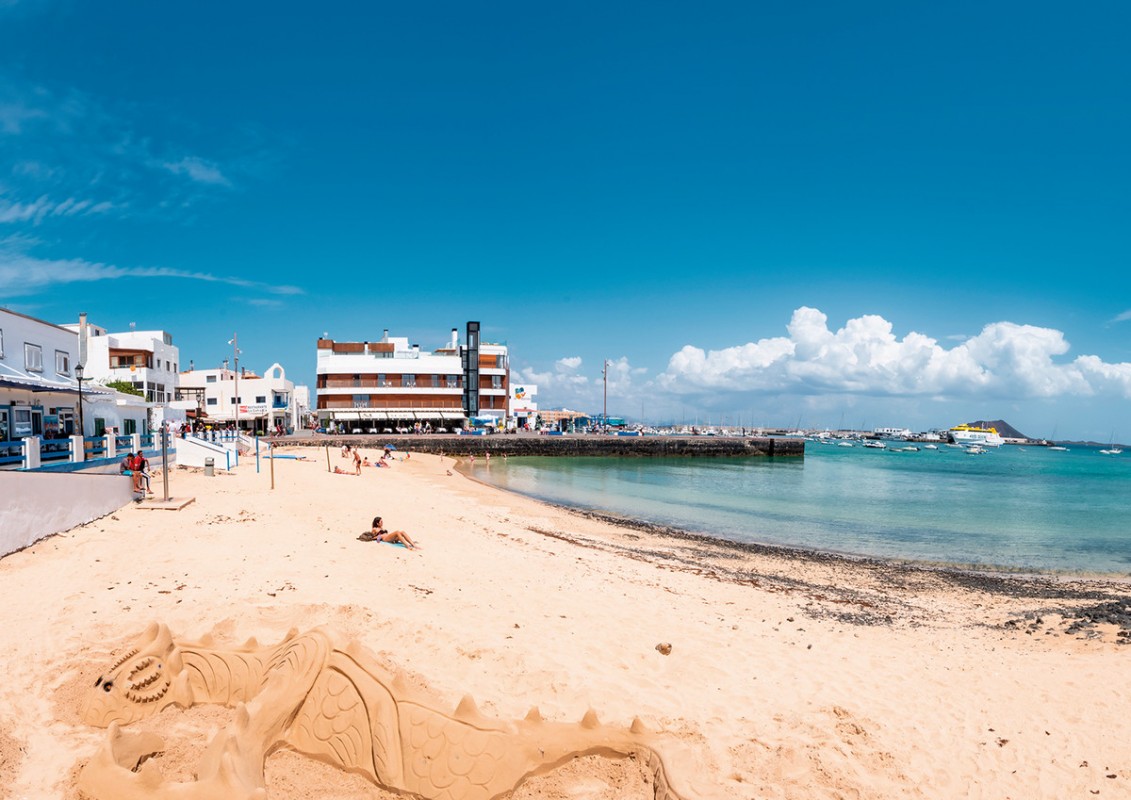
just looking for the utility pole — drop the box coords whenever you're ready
[602,358,609,433]
[228,333,241,432]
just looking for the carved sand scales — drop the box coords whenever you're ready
[78,623,712,799]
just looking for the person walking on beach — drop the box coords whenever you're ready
[353,448,362,475]
[359,516,418,549]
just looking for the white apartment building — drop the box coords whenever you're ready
[1,308,89,442]
[62,314,181,403]
[315,324,509,431]
[177,363,299,434]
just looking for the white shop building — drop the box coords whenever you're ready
[177,363,298,434]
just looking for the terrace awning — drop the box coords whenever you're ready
[0,363,113,396]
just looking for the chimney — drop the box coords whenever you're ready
[189,359,194,371]
[382,328,390,342]
[450,328,458,349]
[78,312,88,367]
[222,358,229,370]
[364,341,370,355]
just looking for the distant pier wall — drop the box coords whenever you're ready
[287,435,803,458]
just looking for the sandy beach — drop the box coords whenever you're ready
[1,444,1130,799]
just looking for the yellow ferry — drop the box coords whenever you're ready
[948,424,1005,447]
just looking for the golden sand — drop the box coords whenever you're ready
[1,445,1129,799]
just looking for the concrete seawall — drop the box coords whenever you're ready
[287,435,804,458]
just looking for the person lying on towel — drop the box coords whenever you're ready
[357,515,418,549]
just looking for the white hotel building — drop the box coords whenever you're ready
[315,324,509,430]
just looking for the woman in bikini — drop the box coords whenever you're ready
[366,516,418,549]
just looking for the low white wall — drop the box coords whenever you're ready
[0,472,136,558]
[174,437,238,470]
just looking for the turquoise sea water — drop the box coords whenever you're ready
[470,443,1131,576]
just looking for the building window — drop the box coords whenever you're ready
[404,374,416,387]
[492,375,503,389]
[352,394,369,409]
[377,374,388,387]
[256,396,266,403]
[55,350,71,375]
[24,343,43,372]
[207,398,218,406]
[230,397,237,404]
[431,375,441,388]
[446,375,458,388]
[206,375,217,383]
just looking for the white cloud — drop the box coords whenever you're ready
[1112,309,1131,323]
[0,244,303,298]
[0,100,46,134]
[0,193,114,224]
[658,307,1131,401]
[516,355,654,413]
[162,156,232,187]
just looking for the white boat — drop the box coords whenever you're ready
[923,444,939,450]
[1100,448,1123,455]
[965,445,988,455]
[949,424,1005,447]
[837,441,855,448]
[862,440,886,449]
[1047,445,1069,452]
[898,446,920,452]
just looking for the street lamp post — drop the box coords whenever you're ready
[75,363,86,439]
[228,333,241,433]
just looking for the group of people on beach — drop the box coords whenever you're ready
[335,444,404,475]
[118,451,153,494]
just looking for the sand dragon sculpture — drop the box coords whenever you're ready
[78,623,711,800]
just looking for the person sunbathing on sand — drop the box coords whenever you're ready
[360,515,418,549]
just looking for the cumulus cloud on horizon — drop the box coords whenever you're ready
[657,306,1131,401]
[523,307,1131,418]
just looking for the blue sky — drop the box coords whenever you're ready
[1,1,1128,440]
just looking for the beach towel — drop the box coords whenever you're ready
[357,532,407,547]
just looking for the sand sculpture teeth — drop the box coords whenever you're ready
[77,623,718,800]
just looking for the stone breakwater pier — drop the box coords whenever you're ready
[289,435,803,458]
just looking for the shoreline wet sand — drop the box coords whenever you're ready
[1,446,1129,798]
[458,461,1131,634]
